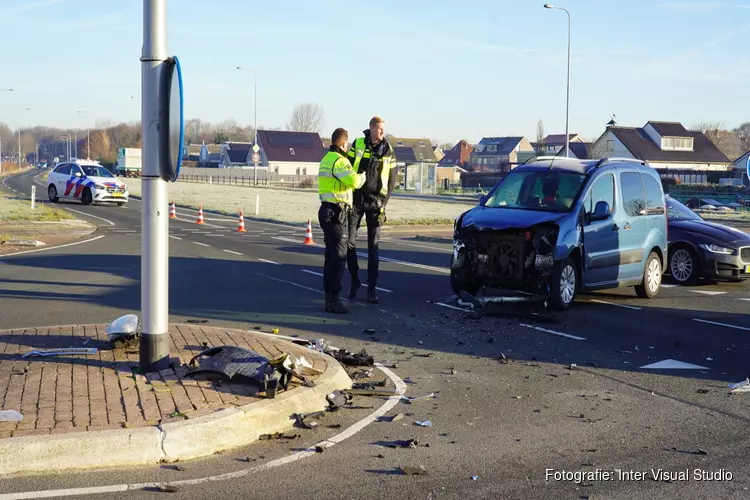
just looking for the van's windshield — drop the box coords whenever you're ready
[483,170,588,213]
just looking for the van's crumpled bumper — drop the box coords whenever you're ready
[451,222,559,299]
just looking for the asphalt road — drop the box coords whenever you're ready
[1,169,749,500]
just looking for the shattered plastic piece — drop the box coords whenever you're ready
[259,432,299,440]
[403,393,435,403]
[0,410,23,422]
[400,465,428,475]
[106,314,141,343]
[22,348,98,359]
[333,348,374,367]
[390,413,404,422]
[348,388,400,397]
[296,410,328,429]
[415,420,432,427]
[326,390,349,409]
[471,475,480,481]
[156,484,178,493]
[729,378,750,393]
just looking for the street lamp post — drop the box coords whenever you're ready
[60,134,71,161]
[18,107,30,166]
[236,66,258,185]
[544,3,571,158]
[77,110,90,158]
[0,89,14,172]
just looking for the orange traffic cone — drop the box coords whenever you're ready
[236,211,247,232]
[169,202,177,219]
[303,219,315,245]
[196,206,205,224]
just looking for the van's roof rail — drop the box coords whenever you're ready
[523,155,580,164]
[594,157,648,168]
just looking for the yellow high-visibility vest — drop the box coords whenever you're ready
[318,150,366,207]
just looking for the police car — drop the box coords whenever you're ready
[47,159,129,206]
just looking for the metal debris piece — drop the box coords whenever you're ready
[403,393,435,403]
[471,475,480,480]
[351,369,374,379]
[384,439,419,449]
[400,465,428,475]
[729,378,750,393]
[296,410,328,429]
[415,420,432,427]
[333,348,374,367]
[185,346,288,399]
[348,388,400,397]
[156,484,178,493]
[0,410,23,422]
[22,348,98,359]
[106,314,141,345]
[352,379,387,390]
[326,390,350,409]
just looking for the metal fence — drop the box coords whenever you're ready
[177,173,316,190]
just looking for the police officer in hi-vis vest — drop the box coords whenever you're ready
[346,116,398,304]
[317,127,367,314]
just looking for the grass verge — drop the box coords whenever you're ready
[0,167,73,223]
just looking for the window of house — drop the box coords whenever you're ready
[289,148,295,155]
[487,145,497,152]
[303,167,307,175]
[274,166,279,174]
[606,140,614,151]
[642,174,665,214]
[620,172,646,217]
[583,173,615,219]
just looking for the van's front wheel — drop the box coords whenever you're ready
[549,257,577,310]
[635,251,662,298]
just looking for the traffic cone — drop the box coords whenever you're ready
[196,206,205,224]
[169,202,177,219]
[236,211,247,232]
[303,219,315,245]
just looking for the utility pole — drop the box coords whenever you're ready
[237,66,258,185]
[140,0,171,372]
[0,89,15,173]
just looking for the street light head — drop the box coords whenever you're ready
[544,3,554,8]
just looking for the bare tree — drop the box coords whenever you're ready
[286,103,324,133]
[734,122,750,152]
[691,122,743,160]
[536,119,545,154]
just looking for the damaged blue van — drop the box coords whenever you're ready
[451,157,668,310]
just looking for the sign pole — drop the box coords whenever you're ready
[140,0,171,373]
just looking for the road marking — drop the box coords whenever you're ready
[436,302,473,313]
[169,236,182,240]
[258,258,280,265]
[660,284,678,288]
[256,273,326,297]
[273,236,308,245]
[640,359,709,370]
[740,298,750,302]
[589,299,641,310]
[520,323,586,341]
[690,290,727,296]
[193,242,210,247]
[64,207,115,226]
[0,235,106,259]
[300,270,393,292]
[302,269,323,277]
[223,249,242,256]
[379,238,450,252]
[111,230,137,233]
[693,318,750,332]
[0,363,405,500]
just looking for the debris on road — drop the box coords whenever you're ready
[259,432,299,440]
[0,410,23,422]
[21,348,98,359]
[326,390,350,409]
[697,388,710,394]
[381,439,420,449]
[348,388,400,397]
[403,393,435,403]
[295,410,329,429]
[400,465,428,476]
[186,319,209,324]
[106,314,141,347]
[729,378,750,393]
[352,379,387,390]
[415,420,432,427]
[471,475,480,480]
[156,484,178,493]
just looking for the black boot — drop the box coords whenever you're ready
[327,295,349,314]
[367,288,379,304]
[348,275,361,300]
[324,292,332,312]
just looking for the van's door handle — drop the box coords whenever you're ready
[624,222,631,230]
[612,224,619,231]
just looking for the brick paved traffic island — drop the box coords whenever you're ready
[0,324,351,475]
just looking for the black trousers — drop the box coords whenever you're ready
[318,203,349,299]
[346,205,381,290]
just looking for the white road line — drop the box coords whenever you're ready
[63,208,115,226]
[436,302,473,313]
[258,258,280,265]
[692,318,750,332]
[689,290,727,296]
[193,242,210,247]
[299,269,392,293]
[223,249,242,256]
[255,273,360,306]
[740,298,750,302]
[0,364,405,500]
[302,269,323,277]
[273,236,308,245]
[0,235,106,259]
[373,254,449,274]
[169,236,182,240]
[520,323,586,341]
[111,230,137,233]
[379,238,450,252]
[589,299,641,310]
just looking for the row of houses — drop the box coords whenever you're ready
[181,119,748,192]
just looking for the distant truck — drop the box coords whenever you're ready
[116,148,142,177]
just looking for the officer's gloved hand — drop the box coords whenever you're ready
[379,206,387,225]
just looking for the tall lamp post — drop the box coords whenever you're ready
[236,66,258,185]
[18,107,30,166]
[60,134,71,161]
[544,3,571,158]
[77,110,90,158]
[0,89,14,172]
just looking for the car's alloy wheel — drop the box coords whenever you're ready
[559,263,576,305]
[670,248,696,284]
[48,185,58,202]
[635,251,662,298]
[549,257,577,310]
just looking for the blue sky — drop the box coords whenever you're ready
[0,0,748,144]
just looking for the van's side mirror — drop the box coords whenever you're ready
[589,201,610,222]
[74,172,82,178]
[479,194,488,205]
